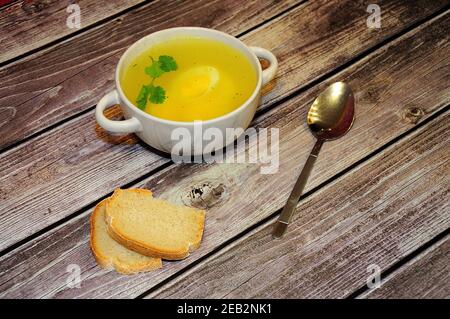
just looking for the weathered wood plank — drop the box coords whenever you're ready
[359,236,450,299]
[0,1,447,253]
[0,0,301,149]
[0,12,448,298]
[0,0,302,251]
[0,0,147,64]
[0,0,448,150]
[148,112,450,299]
[0,1,18,9]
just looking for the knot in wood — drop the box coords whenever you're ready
[402,106,424,124]
[183,182,227,209]
[22,0,51,14]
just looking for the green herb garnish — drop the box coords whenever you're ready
[148,86,165,104]
[137,55,177,109]
[158,55,178,72]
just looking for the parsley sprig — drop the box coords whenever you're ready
[136,55,177,109]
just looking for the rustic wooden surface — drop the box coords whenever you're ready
[148,111,450,298]
[1,0,448,150]
[0,0,448,299]
[360,235,450,299]
[1,0,448,253]
[0,0,146,64]
[0,0,301,150]
[0,0,305,251]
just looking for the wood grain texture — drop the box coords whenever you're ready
[148,112,450,299]
[0,0,302,251]
[0,1,17,9]
[0,0,146,64]
[0,12,448,298]
[1,0,448,150]
[0,0,301,150]
[0,1,447,253]
[360,236,450,299]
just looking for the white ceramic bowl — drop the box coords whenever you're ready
[95,27,277,155]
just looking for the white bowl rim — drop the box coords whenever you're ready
[115,26,263,126]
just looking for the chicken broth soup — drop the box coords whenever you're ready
[121,37,258,122]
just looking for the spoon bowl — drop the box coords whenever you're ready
[307,82,355,140]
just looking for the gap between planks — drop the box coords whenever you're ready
[1,1,448,153]
[353,230,450,299]
[144,109,450,299]
[0,13,448,296]
[0,0,309,254]
[0,0,308,154]
[0,0,153,66]
[0,3,448,259]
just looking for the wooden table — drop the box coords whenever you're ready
[0,0,449,299]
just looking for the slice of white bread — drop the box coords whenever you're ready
[105,188,205,260]
[90,198,162,274]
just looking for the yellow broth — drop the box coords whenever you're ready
[121,37,258,122]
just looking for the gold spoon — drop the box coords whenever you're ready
[273,82,355,238]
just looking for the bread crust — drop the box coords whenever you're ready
[90,198,162,274]
[105,188,205,260]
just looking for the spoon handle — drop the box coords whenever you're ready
[273,139,323,238]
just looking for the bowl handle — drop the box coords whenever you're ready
[250,46,278,86]
[95,90,142,133]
